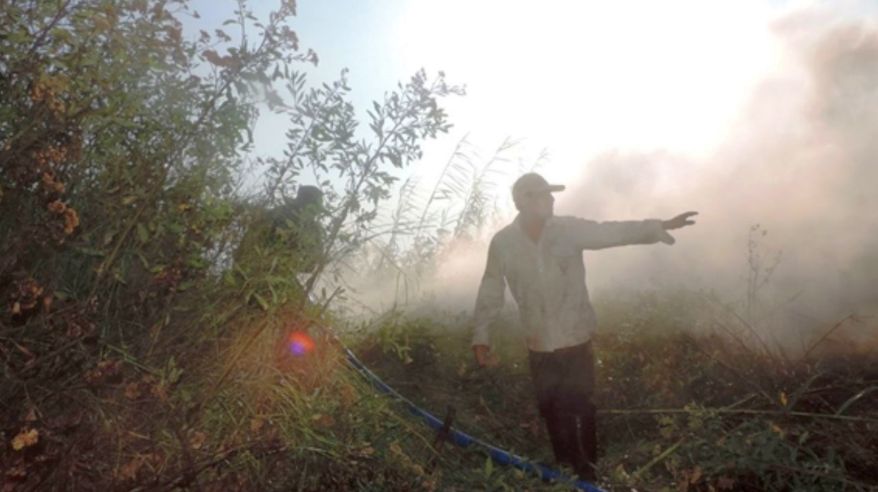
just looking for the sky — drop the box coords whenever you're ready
[186,1,878,348]
[187,0,875,197]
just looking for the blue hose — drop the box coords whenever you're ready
[343,347,604,491]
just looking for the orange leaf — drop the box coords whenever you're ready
[11,428,39,451]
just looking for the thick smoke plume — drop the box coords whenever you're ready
[348,10,878,349]
[558,13,878,341]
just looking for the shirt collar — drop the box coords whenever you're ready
[512,213,556,244]
[513,213,555,228]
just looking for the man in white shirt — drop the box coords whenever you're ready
[471,172,697,480]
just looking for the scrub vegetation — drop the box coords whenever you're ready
[357,297,878,491]
[1,1,875,491]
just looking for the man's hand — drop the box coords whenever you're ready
[663,211,698,230]
[473,344,499,368]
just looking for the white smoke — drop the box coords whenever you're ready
[346,8,878,349]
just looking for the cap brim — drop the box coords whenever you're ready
[546,184,566,192]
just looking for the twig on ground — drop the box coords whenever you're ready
[600,407,878,424]
[801,315,857,361]
[632,438,684,480]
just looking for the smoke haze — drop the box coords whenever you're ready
[348,9,878,348]
[565,13,878,321]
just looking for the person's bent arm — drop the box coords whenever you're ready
[472,236,505,367]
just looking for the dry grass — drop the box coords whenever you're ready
[354,293,878,491]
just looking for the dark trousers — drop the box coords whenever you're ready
[528,341,597,481]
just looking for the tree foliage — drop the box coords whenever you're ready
[0,1,460,487]
[260,67,464,300]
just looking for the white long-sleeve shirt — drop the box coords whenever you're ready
[472,214,675,352]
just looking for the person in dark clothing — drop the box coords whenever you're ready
[235,185,325,273]
[471,172,697,480]
[266,185,325,273]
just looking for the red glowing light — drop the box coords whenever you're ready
[288,330,315,356]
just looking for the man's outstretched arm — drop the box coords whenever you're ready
[472,236,506,367]
[567,211,698,250]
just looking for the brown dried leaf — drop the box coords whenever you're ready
[677,479,690,492]
[63,208,79,234]
[388,441,403,456]
[770,422,784,436]
[118,456,144,481]
[86,359,122,384]
[11,428,39,451]
[150,383,168,401]
[47,200,66,214]
[690,466,702,484]
[189,431,207,450]
[311,413,335,429]
[124,382,142,400]
[338,383,357,406]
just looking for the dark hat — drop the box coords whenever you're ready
[512,172,565,203]
[296,185,323,205]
